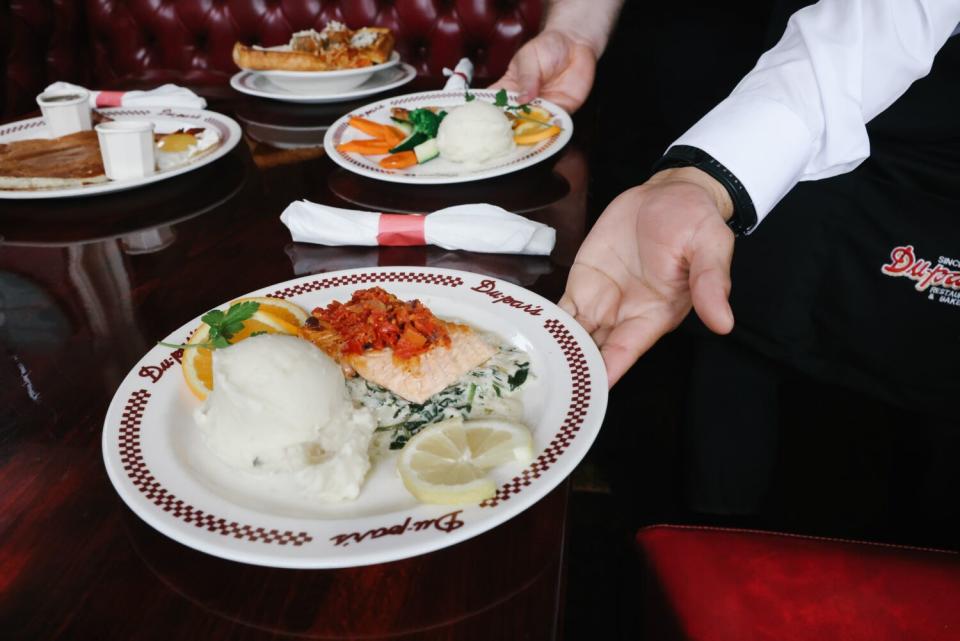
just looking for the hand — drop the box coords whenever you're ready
[490,30,597,113]
[558,169,737,386]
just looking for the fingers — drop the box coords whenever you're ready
[688,220,735,335]
[599,315,670,386]
[559,265,663,387]
[513,45,543,103]
[489,66,521,93]
[557,293,577,319]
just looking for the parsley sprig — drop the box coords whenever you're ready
[494,88,532,113]
[159,301,260,350]
[465,88,532,112]
[464,88,557,129]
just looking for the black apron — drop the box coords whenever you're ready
[728,32,960,417]
[680,5,960,522]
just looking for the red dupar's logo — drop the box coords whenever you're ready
[881,245,960,292]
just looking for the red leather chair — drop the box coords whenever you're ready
[637,525,960,641]
[2,0,542,118]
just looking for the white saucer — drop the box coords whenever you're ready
[231,63,417,104]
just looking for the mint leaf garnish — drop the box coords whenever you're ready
[158,301,260,351]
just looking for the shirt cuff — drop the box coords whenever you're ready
[672,94,815,225]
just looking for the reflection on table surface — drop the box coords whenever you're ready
[0,87,593,641]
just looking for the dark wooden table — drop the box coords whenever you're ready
[0,82,593,640]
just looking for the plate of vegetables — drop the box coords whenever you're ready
[323,89,572,184]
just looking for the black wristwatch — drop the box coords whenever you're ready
[651,145,758,236]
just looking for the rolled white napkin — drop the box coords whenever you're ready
[442,58,474,91]
[280,201,555,256]
[44,82,207,109]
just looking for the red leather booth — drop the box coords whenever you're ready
[637,525,960,641]
[1,0,542,118]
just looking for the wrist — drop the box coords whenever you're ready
[647,167,735,221]
[651,145,758,235]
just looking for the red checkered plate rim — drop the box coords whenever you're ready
[323,90,573,185]
[101,267,607,568]
[0,107,242,200]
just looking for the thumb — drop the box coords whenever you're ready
[688,221,735,334]
[514,46,543,103]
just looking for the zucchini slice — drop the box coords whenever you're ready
[390,131,428,153]
[413,138,439,164]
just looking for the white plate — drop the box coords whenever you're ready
[324,90,573,184]
[231,62,416,104]
[102,267,607,568]
[0,107,242,200]
[250,52,401,94]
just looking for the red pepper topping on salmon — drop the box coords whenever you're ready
[299,287,495,403]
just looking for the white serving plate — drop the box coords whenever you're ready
[324,90,573,185]
[101,267,607,568]
[0,107,241,200]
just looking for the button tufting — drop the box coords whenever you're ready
[3,0,544,120]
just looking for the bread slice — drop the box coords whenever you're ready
[0,130,107,191]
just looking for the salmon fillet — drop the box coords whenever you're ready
[303,322,494,403]
[298,288,495,403]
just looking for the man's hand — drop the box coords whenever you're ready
[490,30,598,113]
[559,169,737,386]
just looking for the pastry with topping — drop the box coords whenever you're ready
[232,22,395,72]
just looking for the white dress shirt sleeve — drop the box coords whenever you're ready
[672,0,960,227]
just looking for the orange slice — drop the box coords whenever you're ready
[230,296,308,328]
[514,124,561,145]
[512,107,553,136]
[181,308,302,400]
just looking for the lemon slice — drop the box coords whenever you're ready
[180,309,301,400]
[397,417,534,504]
[230,296,308,328]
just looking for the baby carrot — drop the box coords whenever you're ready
[337,140,394,155]
[348,117,389,139]
[379,151,418,169]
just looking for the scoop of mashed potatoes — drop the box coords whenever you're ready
[436,100,515,165]
[194,334,376,501]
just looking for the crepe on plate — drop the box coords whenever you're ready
[0,131,107,191]
[0,127,222,191]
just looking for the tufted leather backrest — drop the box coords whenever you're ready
[2,1,91,119]
[2,0,541,120]
[86,0,542,87]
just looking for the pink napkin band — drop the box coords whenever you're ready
[96,91,125,107]
[377,213,425,246]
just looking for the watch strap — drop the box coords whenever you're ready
[651,145,758,236]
